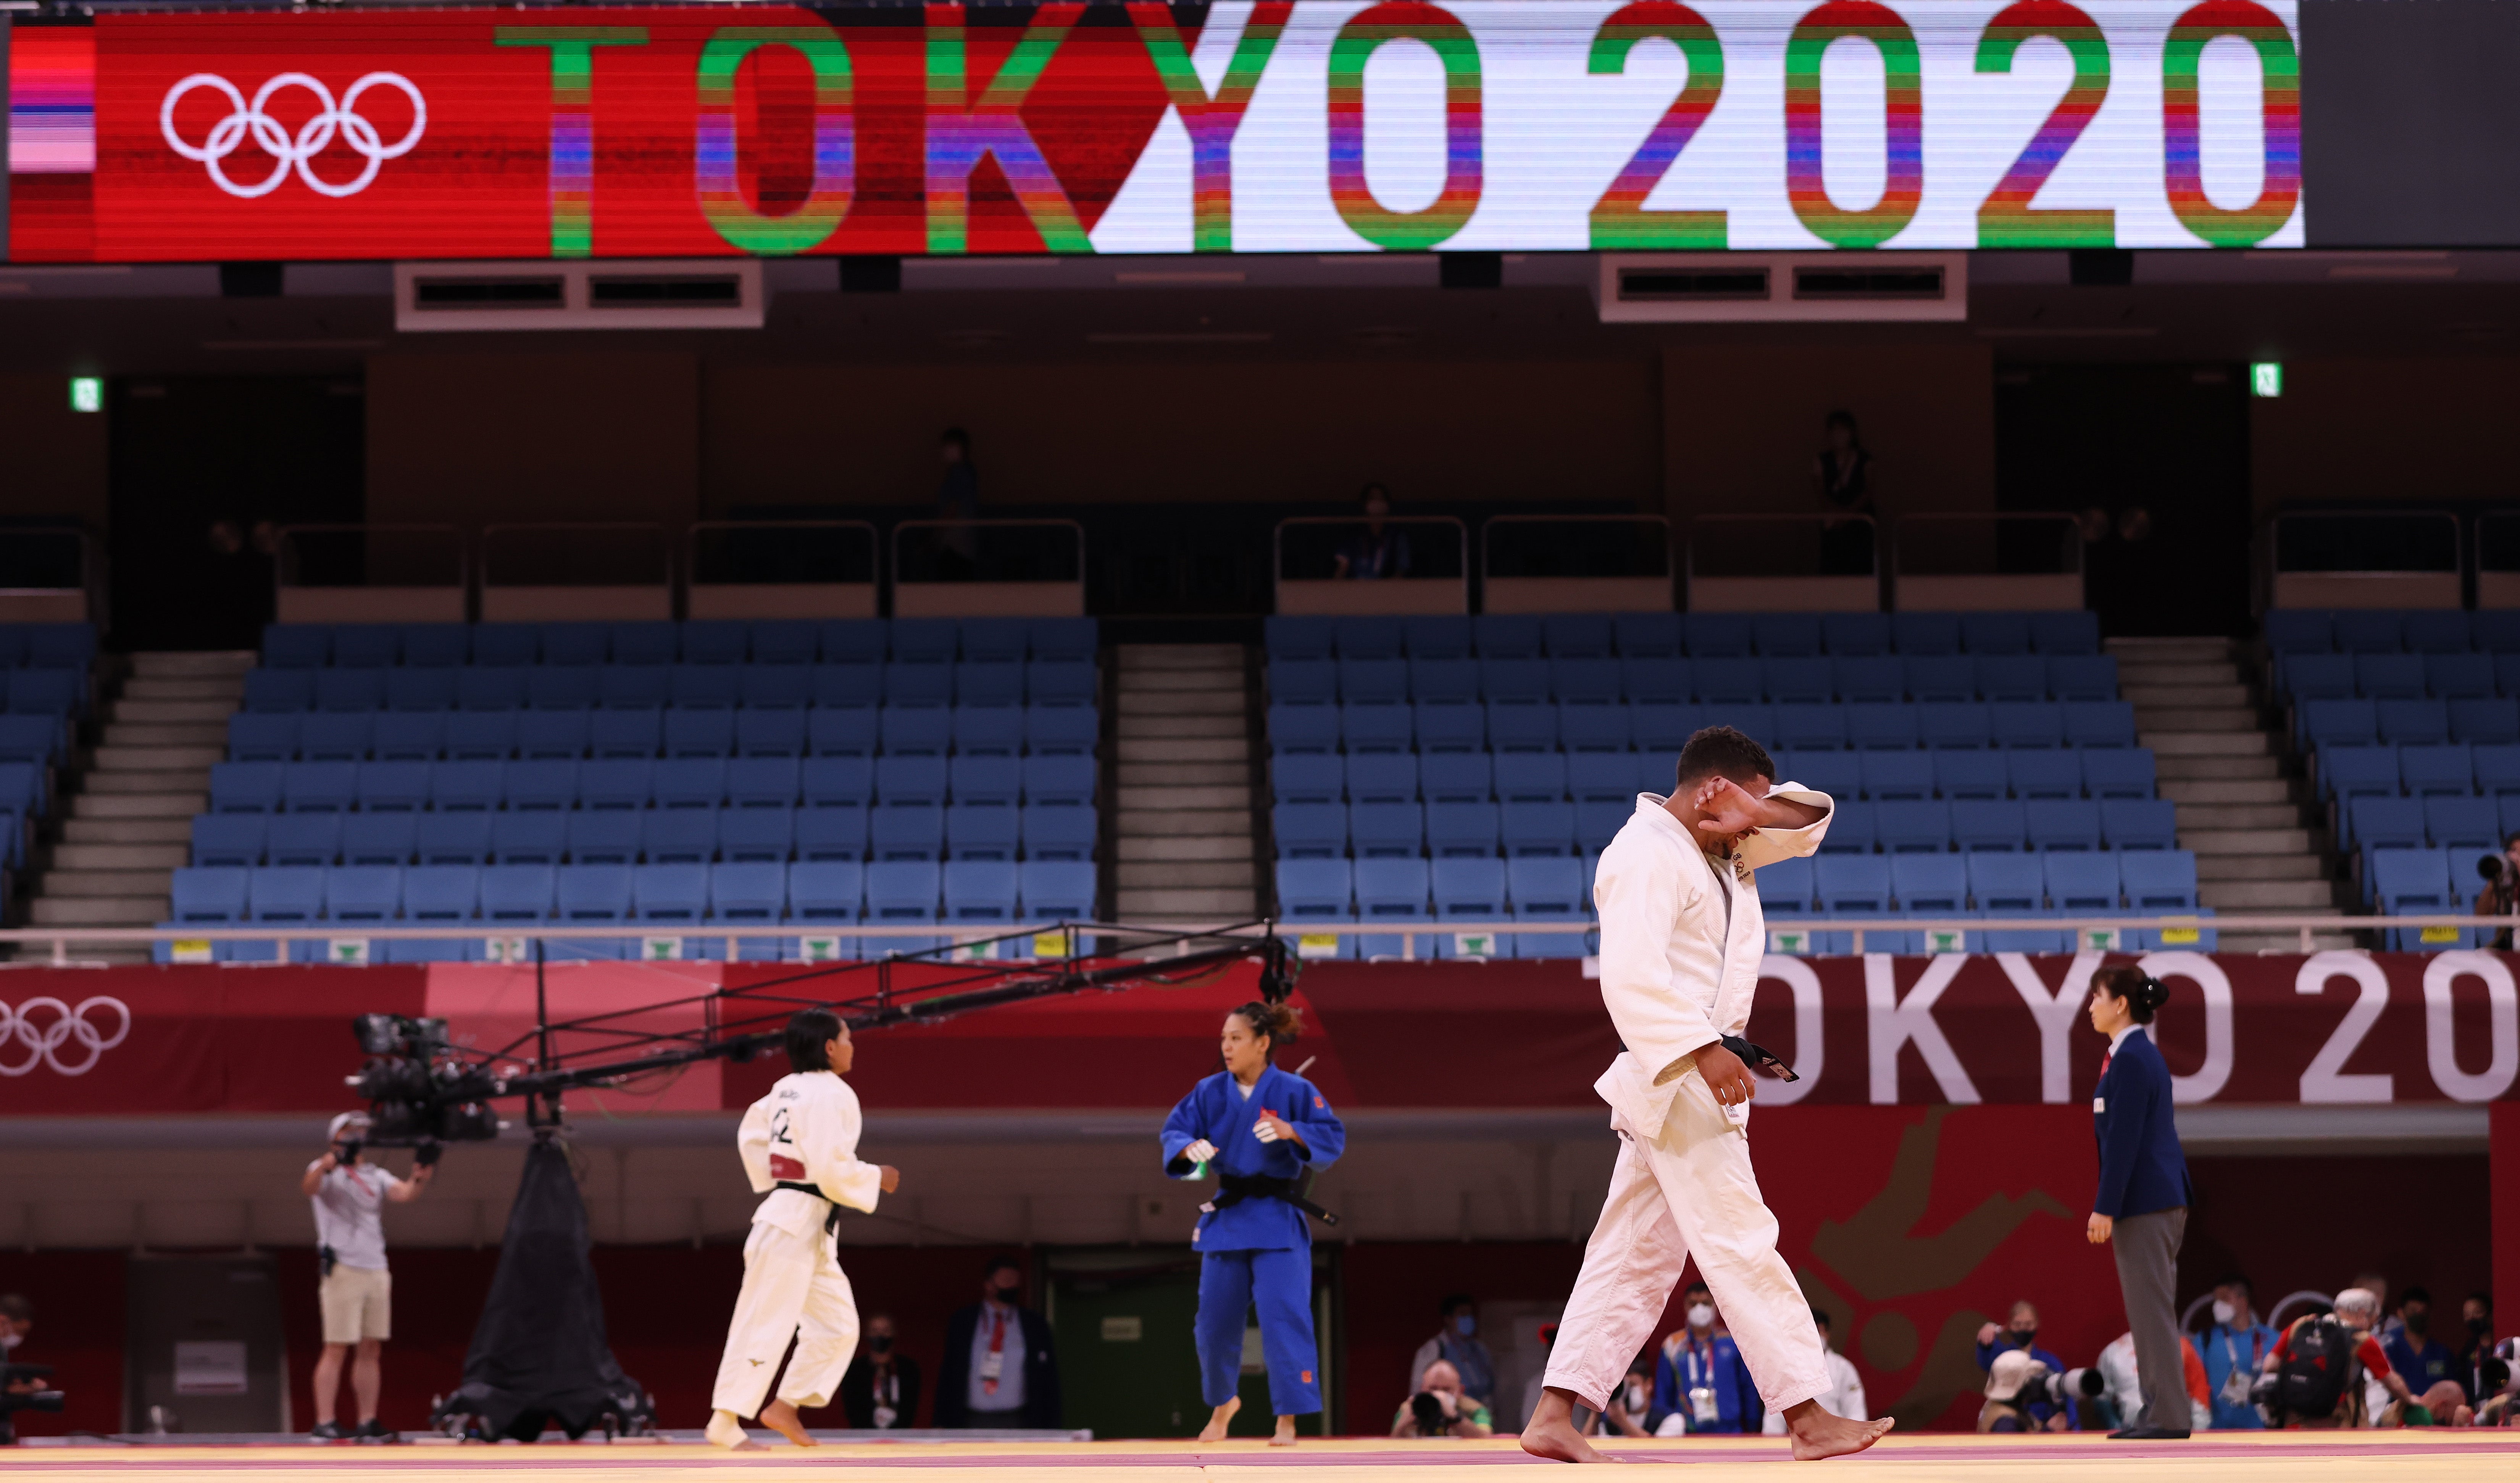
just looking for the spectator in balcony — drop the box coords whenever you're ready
[935,428,981,579]
[1409,1295,1495,1413]
[1974,1302,2072,1432]
[2472,833,2520,948]
[1653,1283,1759,1435]
[1391,1359,1494,1438]
[839,1314,920,1430]
[2198,1275,2281,1429]
[1334,484,1410,581]
[1812,410,1874,577]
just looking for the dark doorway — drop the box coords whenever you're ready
[1995,365,2252,638]
[108,376,364,651]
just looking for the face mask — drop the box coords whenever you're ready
[2404,1311,2429,1337]
[1625,1383,1649,1412]
[1687,1304,1715,1330]
[2212,1301,2237,1326]
[992,1283,1020,1302]
[1455,1314,1477,1338]
[870,1335,894,1354]
[2009,1328,2037,1349]
[2471,1316,2492,1338]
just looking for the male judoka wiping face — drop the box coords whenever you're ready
[707,1010,901,1451]
[1522,726,1894,1464]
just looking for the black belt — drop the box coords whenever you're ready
[775,1180,843,1235]
[1209,1171,1340,1228]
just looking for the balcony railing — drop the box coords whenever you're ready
[275,524,467,624]
[1686,514,1878,612]
[1479,514,1673,614]
[480,523,674,622]
[1893,512,2084,612]
[1273,516,1468,617]
[2260,509,2461,612]
[890,519,1085,618]
[687,521,880,620]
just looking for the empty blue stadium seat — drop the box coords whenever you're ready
[2425,796,2496,852]
[1339,617,1408,661]
[1485,703,1557,753]
[1265,616,1338,663]
[2357,654,2427,699]
[1756,856,1815,915]
[1355,857,1433,959]
[2062,701,2138,747]
[263,625,329,669]
[455,667,529,712]
[806,707,879,757]
[792,860,869,922]
[2101,799,2178,849]
[1779,750,1860,802]
[2478,745,2520,797]
[1905,656,1976,703]
[652,758,725,809]
[2370,848,2462,949]
[1020,701,1096,754]
[821,621,891,667]
[1350,801,1424,858]
[1431,854,1507,932]
[1507,857,1590,959]
[1831,656,1904,703]
[329,625,397,668]
[2400,745,2473,797]
[1692,658,1763,704]
[1470,614,1540,660]
[2025,798,2103,851]
[1423,800,1499,858]
[1877,800,1952,853]
[1553,658,1625,706]
[1271,660,1338,706]
[1403,616,1475,660]
[1613,613,1684,658]
[1268,704,1339,755]
[192,815,265,868]
[880,704,953,756]
[227,713,298,762]
[1862,751,1934,801]
[2261,610,2329,654]
[1951,800,2025,852]
[2345,794,2426,853]
[1762,657,1833,705]
[1273,755,1342,806]
[717,806,794,862]
[1818,800,1875,853]
[371,713,446,761]
[944,859,1022,933]
[579,759,652,810]
[2046,655,2118,701]
[1974,656,2046,702]
[1847,703,1917,750]
[2046,851,2122,909]
[1557,702,1631,753]
[2007,750,2083,799]
[2477,612,2520,654]
[1028,660,1098,707]
[1422,751,1492,802]
[1990,702,2065,750]
[1022,805,1096,861]
[2029,611,2101,655]
[1500,801,1576,858]
[891,619,960,665]
[355,761,431,812]
[2283,653,2357,700]
[1684,614,1752,658]
[1815,854,1892,912]
[1491,753,1564,803]
[1918,702,1992,750]
[1770,703,1844,752]
[2428,653,2497,699]
[2452,698,2520,745]
[1018,860,1097,920]
[385,669,456,712]
[795,806,869,862]
[1892,853,1969,911]
[516,710,590,759]
[311,669,384,714]
[282,761,356,813]
[1029,618,1099,664]
[947,804,1020,861]
[1967,852,2045,911]
[1340,658,1410,705]
[884,663,955,710]
[2081,748,2157,799]
[1276,859,1353,955]
[1407,657,1480,704]
[957,618,1030,665]
[1933,751,2007,800]
[565,812,639,864]
[414,813,492,866]
[1960,613,2031,656]
[811,664,883,711]
[1620,658,1690,704]
[1629,702,1697,753]
[1821,613,1891,656]
[870,803,945,861]
[1542,614,1615,659]
[1337,701,1408,753]
[1749,613,1821,658]
[266,815,342,867]
[295,714,370,762]
[2120,850,2199,909]
[325,866,402,926]
[708,862,789,944]
[2331,611,2402,653]
[2379,698,2451,745]
[244,669,314,713]
[1892,613,1962,656]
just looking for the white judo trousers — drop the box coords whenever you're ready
[1544,786,1838,1419]
[1542,1067,1832,1415]
[710,1220,861,1418]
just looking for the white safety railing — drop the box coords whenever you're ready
[0,915,2497,966]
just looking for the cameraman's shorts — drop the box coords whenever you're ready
[320,1265,392,1344]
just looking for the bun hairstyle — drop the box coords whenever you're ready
[1231,1000,1302,1058]
[2094,964,2171,1025]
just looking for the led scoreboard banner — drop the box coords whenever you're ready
[3,0,2303,263]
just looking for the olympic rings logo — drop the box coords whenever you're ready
[159,72,426,199]
[0,996,131,1077]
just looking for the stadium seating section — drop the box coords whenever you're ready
[1262,612,2207,957]
[0,623,97,880]
[2262,608,2512,943]
[166,619,1100,961]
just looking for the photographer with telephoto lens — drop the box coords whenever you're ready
[2473,832,2520,949]
[301,1111,437,1440]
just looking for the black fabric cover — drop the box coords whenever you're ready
[432,1136,651,1440]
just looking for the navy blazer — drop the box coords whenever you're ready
[2092,1026,2192,1219]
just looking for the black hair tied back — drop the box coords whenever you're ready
[2096,964,2171,1025]
[1232,1000,1302,1055]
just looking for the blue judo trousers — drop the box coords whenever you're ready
[1161,1064,1346,1417]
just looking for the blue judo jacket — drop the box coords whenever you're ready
[1160,1065,1346,1252]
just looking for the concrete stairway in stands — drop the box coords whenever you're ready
[19,652,250,962]
[1109,643,1262,925]
[2113,635,2350,953]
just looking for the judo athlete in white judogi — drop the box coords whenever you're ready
[707,1009,901,1451]
[1523,726,1894,1465]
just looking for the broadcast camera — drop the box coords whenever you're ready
[344,1015,505,1148]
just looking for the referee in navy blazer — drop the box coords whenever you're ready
[2086,964,2193,1439]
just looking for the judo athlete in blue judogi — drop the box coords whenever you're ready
[1160,999,1346,1446]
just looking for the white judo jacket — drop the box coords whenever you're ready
[1589,786,1831,1143]
[737,1070,886,1239]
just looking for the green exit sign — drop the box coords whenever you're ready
[68,376,101,413]
[2249,362,2283,398]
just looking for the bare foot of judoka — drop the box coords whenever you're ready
[1270,1415,1298,1447]
[758,1399,816,1448]
[1519,1389,1610,1464]
[1197,1396,1240,1442]
[705,1410,767,1452]
[1781,1400,1894,1461]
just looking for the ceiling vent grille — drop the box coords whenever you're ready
[396,260,764,332]
[1598,253,1965,322]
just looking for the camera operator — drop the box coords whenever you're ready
[2474,832,2520,949]
[1,1293,58,1445]
[2085,966,2192,1440]
[300,1112,437,1441]
[1390,1359,1494,1438]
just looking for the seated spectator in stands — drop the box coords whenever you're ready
[1602,1361,1658,1438]
[2458,1293,2502,1405]
[1391,1359,1493,1438]
[2099,1328,2210,1431]
[2382,1288,2471,1425]
[1653,1283,1759,1435]
[2262,1289,2424,1428]
[2475,834,2520,949]
[1975,1302,2072,1431]
[839,1314,920,1431]
[1333,484,1410,581]
[936,1257,1060,1430]
[1812,410,1875,576]
[2199,1275,2282,1430]
[1408,1294,1496,1412]
[1762,1309,1865,1435]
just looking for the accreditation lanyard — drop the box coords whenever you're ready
[1685,1340,1720,1425]
[980,1307,1010,1393]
